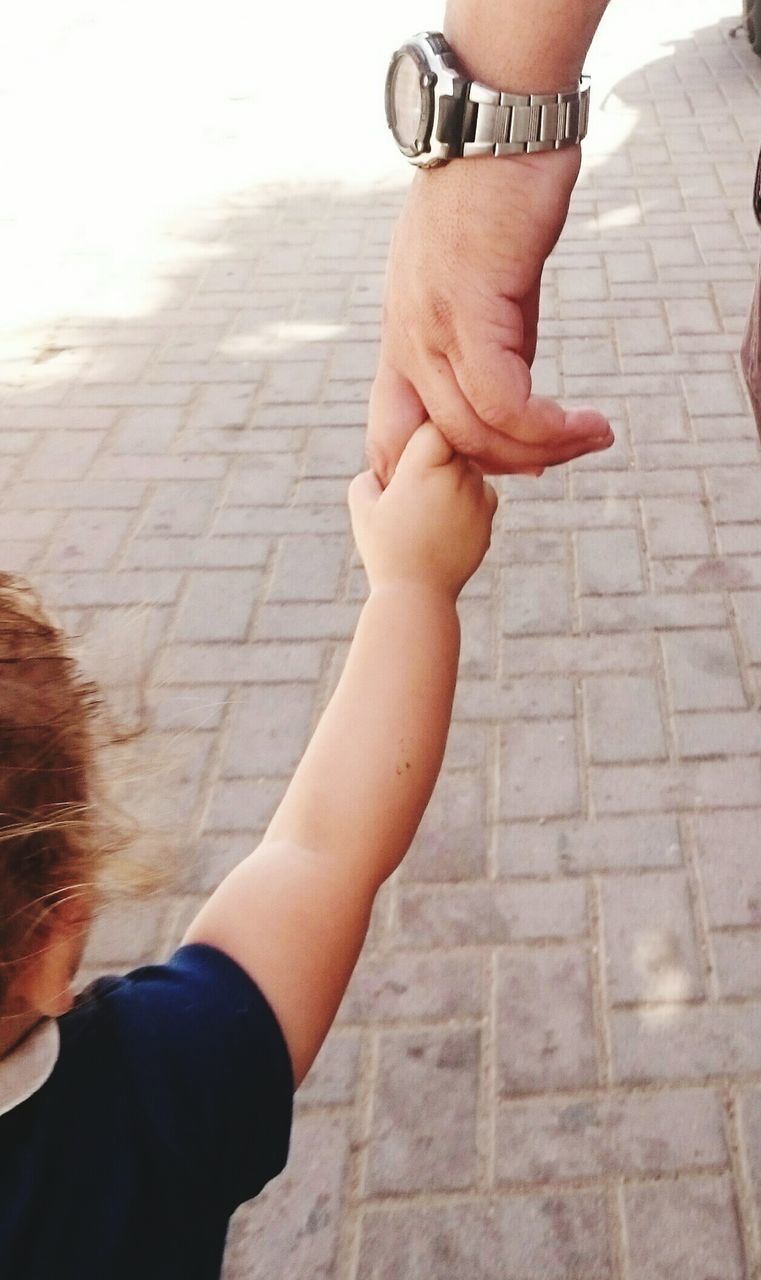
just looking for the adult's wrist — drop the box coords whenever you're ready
[442,0,609,96]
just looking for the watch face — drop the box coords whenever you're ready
[388,52,425,150]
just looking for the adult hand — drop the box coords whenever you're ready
[367,147,613,483]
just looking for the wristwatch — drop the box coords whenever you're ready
[385,31,590,167]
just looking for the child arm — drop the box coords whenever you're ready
[183,426,497,1085]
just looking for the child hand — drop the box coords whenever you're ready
[349,423,498,599]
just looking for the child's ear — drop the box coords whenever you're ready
[12,897,92,1018]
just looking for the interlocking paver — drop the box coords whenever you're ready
[600,871,704,1004]
[583,673,667,762]
[364,1028,481,1193]
[623,1175,747,1280]
[496,1086,726,1182]
[357,1194,613,1280]
[6,4,761,1277]
[498,814,682,876]
[497,946,599,1094]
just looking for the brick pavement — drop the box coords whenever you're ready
[4,2,761,1277]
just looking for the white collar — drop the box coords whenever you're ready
[0,1019,60,1117]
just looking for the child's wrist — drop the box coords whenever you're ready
[367,578,461,611]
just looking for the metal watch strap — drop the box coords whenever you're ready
[462,80,590,156]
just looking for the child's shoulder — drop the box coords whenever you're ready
[0,945,294,1279]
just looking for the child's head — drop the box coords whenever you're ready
[0,573,105,1034]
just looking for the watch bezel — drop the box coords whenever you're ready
[384,33,466,167]
[385,44,435,160]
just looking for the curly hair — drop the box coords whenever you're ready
[0,573,139,1007]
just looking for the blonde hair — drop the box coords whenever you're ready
[0,573,145,1007]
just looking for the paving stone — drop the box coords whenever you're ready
[733,590,761,662]
[503,632,656,677]
[338,949,483,1024]
[365,1028,480,1193]
[499,721,580,819]
[712,930,761,998]
[84,899,167,968]
[356,1193,612,1280]
[203,776,288,834]
[684,371,747,416]
[36,570,181,608]
[146,684,231,732]
[583,674,667,763]
[707,465,761,522]
[737,1086,761,1225]
[6,479,147,510]
[268,535,345,601]
[643,498,713,558]
[225,457,299,506]
[579,591,728,632]
[174,569,261,641]
[125,535,270,571]
[398,769,488,881]
[23,429,103,480]
[496,1087,726,1182]
[498,815,682,876]
[653,553,761,592]
[676,708,761,757]
[187,385,256,430]
[693,811,761,928]
[501,563,572,635]
[396,881,588,948]
[138,479,219,536]
[590,757,760,814]
[154,642,323,685]
[573,468,701,497]
[255,602,359,641]
[222,1112,350,1280]
[112,407,183,453]
[601,872,704,1004]
[661,629,746,711]
[296,1031,361,1108]
[220,683,317,778]
[497,946,598,1095]
[41,510,134,572]
[627,393,689,441]
[622,1175,746,1280]
[505,497,638,531]
[576,527,644,595]
[612,1001,761,1082]
[615,315,671,355]
[457,675,575,728]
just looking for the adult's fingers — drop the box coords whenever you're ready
[450,334,612,449]
[412,352,613,475]
[367,358,428,486]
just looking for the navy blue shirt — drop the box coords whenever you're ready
[0,944,294,1279]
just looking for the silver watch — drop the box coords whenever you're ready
[385,31,590,167]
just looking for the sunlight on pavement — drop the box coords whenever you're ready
[0,0,742,348]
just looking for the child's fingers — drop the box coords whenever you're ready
[348,469,383,522]
[395,422,455,473]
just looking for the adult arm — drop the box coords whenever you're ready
[367,0,613,482]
